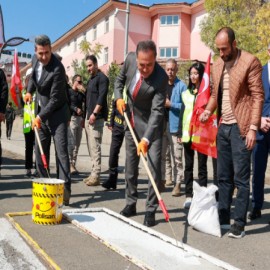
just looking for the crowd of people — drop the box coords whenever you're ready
[0,26,269,239]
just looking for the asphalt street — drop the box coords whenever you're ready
[0,117,270,270]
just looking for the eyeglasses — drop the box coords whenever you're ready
[77,81,82,84]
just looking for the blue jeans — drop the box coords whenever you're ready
[251,131,270,209]
[217,124,252,227]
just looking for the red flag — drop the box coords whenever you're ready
[10,49,23,107]
[190,54,217,158]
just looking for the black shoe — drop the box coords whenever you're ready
[24,169,32,178]
[120,205,136,217]
[228,223,245,239]
[143,211,156,227]
[102,179,117,190]
[32,170,40,178]
[102,170,118,190]
[248,208,261,220]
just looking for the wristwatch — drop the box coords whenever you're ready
[93,112,98,117]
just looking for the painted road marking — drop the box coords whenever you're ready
[0,217,46,270]
[64,208,240,270]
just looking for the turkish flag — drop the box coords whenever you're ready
[10,49,23,108]
[189,54,217,158]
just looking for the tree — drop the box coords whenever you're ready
[79,40,103,57]
[71,40,104,84]
[254,2,270,65]
[107,61,121,105]
[200,0,268,62]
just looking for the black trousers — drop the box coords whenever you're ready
[109,125,125,170]
[36,122,71,191]
[24,130,35,170]
[183,141,208,197]
[0,123,2,167]
[6,120,13,138]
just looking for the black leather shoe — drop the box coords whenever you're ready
[248,208,261,220]
[143,211,156,227]
[120,205,136,217]
[102,179,117,190]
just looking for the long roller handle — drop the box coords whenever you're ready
[123,112,169,221]
[27,103,48,169]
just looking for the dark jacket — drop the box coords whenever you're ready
[27,54,70,127]
[107,99,124,129]
[5,106,15,122]
[68,87,85,116]
[114,52,168,142]
[0,69,8,114]
[85,70,109,120]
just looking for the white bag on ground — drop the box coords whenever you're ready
[187,181,221,237]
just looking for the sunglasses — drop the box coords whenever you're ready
[77,81,82,84]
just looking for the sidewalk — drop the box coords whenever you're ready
[1,117,218,178]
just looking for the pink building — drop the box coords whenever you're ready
[23,0,210,76]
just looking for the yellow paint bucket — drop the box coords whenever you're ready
[32,179,64,225]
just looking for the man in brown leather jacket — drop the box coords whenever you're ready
[200,27,264,238]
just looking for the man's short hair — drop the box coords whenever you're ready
[85,54,98,65]
[166,58,178,66]
[215,27,235,44]
[35,35,51,46]
[136,40,157,57]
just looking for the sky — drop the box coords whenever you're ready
[0,0,196,55]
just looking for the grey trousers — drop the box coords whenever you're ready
[125,130,162,213]
[68,115,83,165]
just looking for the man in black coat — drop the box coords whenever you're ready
[24,35,71,205]
[5,102,16,140]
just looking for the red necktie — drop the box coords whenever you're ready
[131,75,143,128]
[132,75,143,100]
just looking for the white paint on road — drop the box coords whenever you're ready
[64,208,239,270]
[0,218,46,270]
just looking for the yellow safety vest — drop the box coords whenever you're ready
[22,89,36,134]
[181,90,196,143]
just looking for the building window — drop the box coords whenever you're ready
[74,38,77,52]
[160,15,179,25]
[160,47,178,58]
[93,25,97,40]
[83,32,87,40]
[104,47,108,64]
[104,17,109,33]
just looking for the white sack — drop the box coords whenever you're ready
[187,181,221,237]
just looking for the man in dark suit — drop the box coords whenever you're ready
[114,40,168,227]
[249,44,270,220]
[24,35,71,205]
